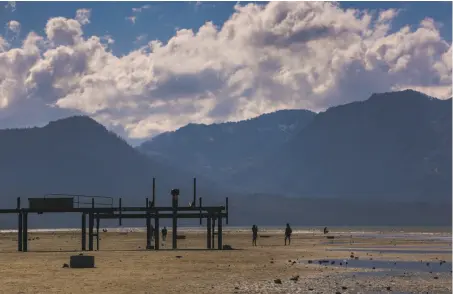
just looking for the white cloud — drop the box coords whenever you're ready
[125,16,136,24]
[75,9,91,25]
[7,20,20,35]
[0,2,451,140]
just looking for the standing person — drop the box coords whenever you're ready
[161,226,168,242]
[284,223,292,246]
[252,225,258,246]
[323,226,329,234]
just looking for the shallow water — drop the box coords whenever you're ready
[304,259,452,273]
[326,248,452,254]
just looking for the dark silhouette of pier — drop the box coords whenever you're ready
[0,178,228,252]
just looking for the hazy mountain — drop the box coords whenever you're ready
[137,109,316,181]
[231,90,452,202]
[0,116,221,211]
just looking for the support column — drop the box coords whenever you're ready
[95,213,100,251]
[88,213,94,251]
[81,213,86,251]
[206,216,211,249]
[172,210,177,250]
[146,198,151,249]
[217,215,223,250]
[211,216,216,250]
[22,212,28,252]
[17,197,22,252]
[154,213,160,250]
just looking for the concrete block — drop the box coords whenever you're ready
[70,255,95,268]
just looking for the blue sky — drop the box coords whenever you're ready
[0,1,451,142]
[2,1,451,56]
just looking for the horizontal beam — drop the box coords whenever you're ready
[99,213,227,219]
[0,206,226,214]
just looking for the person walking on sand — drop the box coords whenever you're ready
[161,226,168,242]
[284,223,292,246]
[252,225,258,246]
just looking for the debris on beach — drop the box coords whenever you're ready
[289,275,299,282]
[274,279,282,284]
[175,255,183,259]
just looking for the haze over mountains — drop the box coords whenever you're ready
[139,90,452,203]
[0,90,451,227]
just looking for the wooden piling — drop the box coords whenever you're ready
[217,214,223,250]
[146,198,151,249]
[81,213,86,251]
[22,212,28,252]
[154,212,160,250]
[206,216,211,249]
[95,213,100,251]
[211,216,216,249]
[17,197,22,252]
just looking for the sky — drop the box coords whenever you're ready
[0,1,451,144]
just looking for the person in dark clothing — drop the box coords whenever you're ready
[284,223,292,246]
[252,225,258,246]
[323,227,329,234]
[161,227,168,241]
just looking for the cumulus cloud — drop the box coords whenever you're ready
[7,20,20,35]
[75,9,91,25]
[0,2,451,140]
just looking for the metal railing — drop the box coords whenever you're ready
[44,193,114,208]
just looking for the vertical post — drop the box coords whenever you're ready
[152,177,156,207]
[172,190,178,250]
[17,197,22,252]
[211,216,216,249]
[226,197,229,225]
[218,215,223,250]
[193,177,196,207]
[22,212,28,252]
[81,213,86,251]
[206,216,211,249]
[95,213,100,251]
[119,198,122,226]
[199,197,202,225]
[154,213,160,250]
[88,208,94,252]
[88,198,94,251]
[146,198,151,249]
[172,210,177,250]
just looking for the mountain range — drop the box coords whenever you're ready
[139,90,452,203]
[0,89,450,227]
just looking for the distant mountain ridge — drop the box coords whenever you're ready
[137,109,316,181]
[138,90,452,202]
[230,90,452,202]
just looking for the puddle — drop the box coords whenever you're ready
[326,248,452,255]
[304,259,452,273]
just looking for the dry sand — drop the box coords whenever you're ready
[0,230,451,294]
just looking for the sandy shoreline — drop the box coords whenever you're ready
[0,230,451,293]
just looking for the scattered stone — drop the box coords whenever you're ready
[270,261,274,264]
[386,286,391,291]
[308,260,313,264]
[372,267,376,270]
[175,256,183,259]
[331,261,335,265]
[308,288,314,291]
[289,275,299,282]
[223,244,233,250]
[336,292,341,294]
[79,253,83,256]
[433,276,439,279]
[274,279,282,284]
[234,286,239,290]
[342,286,347,290]
[62,263,69,268]
[354,257,359,260]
